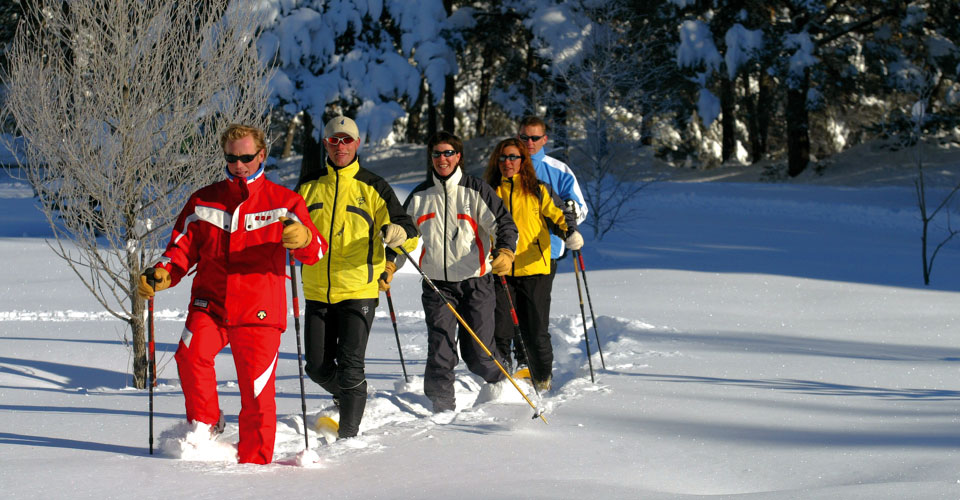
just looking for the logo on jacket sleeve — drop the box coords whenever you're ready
[193,298,209,309]
[257,310,267,320]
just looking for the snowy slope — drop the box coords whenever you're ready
[3,147,960,498]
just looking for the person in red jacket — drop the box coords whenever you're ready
[137,124,327,465]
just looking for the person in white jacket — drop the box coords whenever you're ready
[383,131,518,413]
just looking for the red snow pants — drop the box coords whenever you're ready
[175,311,282,464]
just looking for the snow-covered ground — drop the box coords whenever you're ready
[3,142,960,499]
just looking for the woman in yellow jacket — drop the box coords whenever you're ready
[483,138,584,392]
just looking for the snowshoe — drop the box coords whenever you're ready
[315,415,339,444]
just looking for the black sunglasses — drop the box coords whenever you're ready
[518,134,544,142]
[498,154,522,162]
[224,150,261,164]
[431,149,458,158]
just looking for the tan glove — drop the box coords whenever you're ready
[490,248,515,275]
[137,267,171,300]
[378,261,397,292]
[280,216,311,249]
[565,231,584,251]
[382,223,407,248]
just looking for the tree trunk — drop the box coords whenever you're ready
[297,111,323,189]
[546,76,569,161]
[524,31,537,111]
[441,0,455,134]
[281,112,300,159]
[743,75,760,164]
[427,90,438,139]
[755,72,773,162]
[131,275,147,389]
[443,74,455,133]
[406,78,426,144]
[476,51,492,137]
[786,70,810,177]
[743,72,771,164]
[720,75,736,163]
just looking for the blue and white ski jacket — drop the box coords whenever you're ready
[530,149,588,259]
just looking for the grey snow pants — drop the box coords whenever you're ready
[421,273,504,411]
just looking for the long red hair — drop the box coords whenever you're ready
[483,138,538,194]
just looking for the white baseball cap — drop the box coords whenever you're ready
[324,116,360,140]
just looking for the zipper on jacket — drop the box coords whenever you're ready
[508,179,515,276]
[535,239,548,267]
[442,178,449,281]
[326,168,341,303]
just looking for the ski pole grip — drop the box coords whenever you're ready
[283,218,294,227]
[144,267,157,288]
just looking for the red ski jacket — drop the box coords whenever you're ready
[157,168,326,330]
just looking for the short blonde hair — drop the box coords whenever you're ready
[220,124,266,151]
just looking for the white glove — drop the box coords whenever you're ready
[565,231,583,251]
[382,224,407,248]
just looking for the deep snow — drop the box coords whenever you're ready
[3,142,960,499]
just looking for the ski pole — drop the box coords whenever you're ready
[385,289,410,383]
[497,275,540,397]
[144,269,158,455]
[284,221,310,451]
[571,250,595,383]
[576,252,605,369]
[397,246,548,423]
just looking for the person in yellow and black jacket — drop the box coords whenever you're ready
[296,116,418,439]
[483,137,584,393]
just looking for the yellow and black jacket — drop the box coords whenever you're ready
[494,175,575,277]
[297,157,417,303]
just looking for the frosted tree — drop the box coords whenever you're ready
[875,2,960,284]
[675,5,765,165]
[2,0,270,387]
[254,0,457,145]
[548,2,670,238]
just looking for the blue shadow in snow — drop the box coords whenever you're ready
[0,356,128,390]
[0,403,181,420]
[0,431,147,456]
[561,182,960,292]
[632,328,960,363]
[629,372,960,402]
[637,416,960,448]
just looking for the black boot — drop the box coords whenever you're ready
[337,382,367,439]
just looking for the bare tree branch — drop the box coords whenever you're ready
[2,0,271,387]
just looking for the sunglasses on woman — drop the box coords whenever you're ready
[431,149,458,158]
[498,154,522,162]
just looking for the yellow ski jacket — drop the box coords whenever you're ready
[297,157,417,303]
[493,175,573,277]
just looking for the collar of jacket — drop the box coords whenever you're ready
[224,164,266,195]
[325,156,360,177]
[531,148,546,165]
[500,173,520,185]
[431,166,462,188]
[224,164,265,183]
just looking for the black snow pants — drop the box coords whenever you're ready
[494,271,554,384]
[303,298,376,438]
